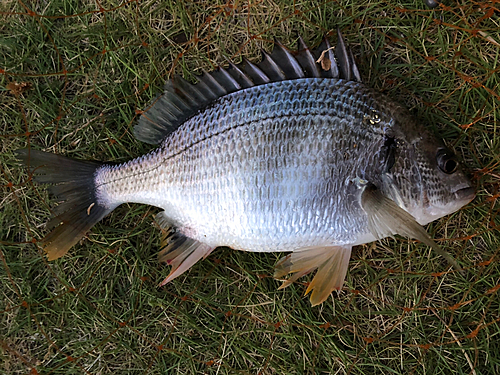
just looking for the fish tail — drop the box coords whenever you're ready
[16,149,115,260]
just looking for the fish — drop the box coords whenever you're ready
[16,30,475,306]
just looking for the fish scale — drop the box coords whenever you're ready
[17,32,474,306]
[95,79,386,251]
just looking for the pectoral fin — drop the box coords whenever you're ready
[274,246,352,306]
[361,184,462,271]
[156,212,214,286]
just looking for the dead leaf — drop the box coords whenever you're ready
[316,48,334,72]
[7,81,31,96]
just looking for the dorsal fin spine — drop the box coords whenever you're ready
[227,60,254,88]
[199,70,227,96]
[188,76,218,102]
[296,36,321,78]
[348,48,362,82]
[214,67,241,91]
[173,75,208,104]
[271,39,305,79]
[241,58,270,84]
[258,50,286,81]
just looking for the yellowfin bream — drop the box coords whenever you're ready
[17,31,475,305]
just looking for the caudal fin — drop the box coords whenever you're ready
[16,149,114,260]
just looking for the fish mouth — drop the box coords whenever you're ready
[414,185,475,226]
[454,186,475,203]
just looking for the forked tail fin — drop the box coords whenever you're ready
[16,149,114,260]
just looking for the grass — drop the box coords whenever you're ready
[1,0,499,374]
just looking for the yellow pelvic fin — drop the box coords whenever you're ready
[274,246,352,306]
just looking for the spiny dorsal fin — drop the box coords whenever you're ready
[134,30,363,145]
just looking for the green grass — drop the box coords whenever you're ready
[1,0,499,374]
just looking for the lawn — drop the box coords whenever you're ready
[1,0,499,374]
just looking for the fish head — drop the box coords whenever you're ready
[382,118,475,226]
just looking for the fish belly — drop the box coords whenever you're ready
[95,79,385,252]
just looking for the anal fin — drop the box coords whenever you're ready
[156,212,214,286]
[274,246,352,306]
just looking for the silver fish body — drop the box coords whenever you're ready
[18,33,475,306]
[96,77,472,250]
[96,79,385,251]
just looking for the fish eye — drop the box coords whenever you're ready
[436,149,458,174]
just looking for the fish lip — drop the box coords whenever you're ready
[454,186,475,203]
